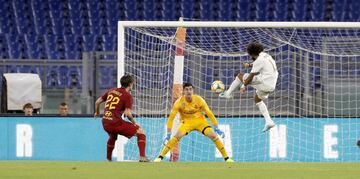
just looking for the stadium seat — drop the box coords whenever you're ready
[6,34,21,59]
[83,35,96,51]
[19,65,41,74]
[0,34,10,58]
[350,0,360,21]
[274,1,286,21]
[46,66,60,88]
[95,36,104,51]
[312,0,325,21]
[256,0,268,21]
[180,0,194,18]
[100,66,112,89]
[36,36,48,59]
[45,35,61,59]
[144,0,155,20]
[219,0,231,21]
[68,0,80,11]
[109,67,117,87]
[293,0,306,21]
[25,34,41,59]
[58,65,69,88]
[5,65,20,73]
[68,66,81,88]
[238,1,250,21]
[103,34,115,51]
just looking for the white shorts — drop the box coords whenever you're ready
[243,73,274,99]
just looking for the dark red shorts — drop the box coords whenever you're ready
[103,121,139,139]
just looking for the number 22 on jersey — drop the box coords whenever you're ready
[105,94,120,110]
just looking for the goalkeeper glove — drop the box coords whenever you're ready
[163,132,171,145]
[214,127,225,138]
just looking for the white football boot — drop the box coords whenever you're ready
[262,121,275,132]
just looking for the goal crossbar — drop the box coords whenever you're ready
[118,21,360,28]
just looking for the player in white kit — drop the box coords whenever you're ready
[220,42,279,132]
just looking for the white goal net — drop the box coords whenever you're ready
[117,21,360,162]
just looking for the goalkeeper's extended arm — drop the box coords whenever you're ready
[202,99,225,138]
[203,102,218,127]
[166,107,178,132]
[162,107,178,144]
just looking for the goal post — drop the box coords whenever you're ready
[117,21,360,162]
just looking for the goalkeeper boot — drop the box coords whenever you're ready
[139,157,150,162]
[219,91,233,99]
[225,157,235,163]
[154,156,163,162]
[262,121,275,132]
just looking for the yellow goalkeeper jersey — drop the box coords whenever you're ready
[167,95,218,129]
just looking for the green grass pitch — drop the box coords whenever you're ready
[0,161,359,179]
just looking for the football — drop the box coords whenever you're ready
[211,80,225,93]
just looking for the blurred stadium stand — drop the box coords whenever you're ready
[0,0,359,60]
[0,0,359,114]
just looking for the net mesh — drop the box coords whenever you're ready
[117,24,360,162]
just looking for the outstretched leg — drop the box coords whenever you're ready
[154,131,185,162]
[220,73,244,98]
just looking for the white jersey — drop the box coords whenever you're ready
[250,52,278,91]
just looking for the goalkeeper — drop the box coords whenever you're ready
[154,83,234,162]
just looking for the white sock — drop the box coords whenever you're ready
[256,101,273,124]
[226,76,241,94]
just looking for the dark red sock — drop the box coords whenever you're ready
[137,133,146,157]
[106,134,117,161]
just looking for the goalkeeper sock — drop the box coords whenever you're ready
[106,134,117,161]
[170,143,180,162]
[137,133,146,157]
[256,101,273,124]
[160,137,179,157]
[226,76,241,94]
[213,136,228,159]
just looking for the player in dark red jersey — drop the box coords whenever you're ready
[94,75,149,162]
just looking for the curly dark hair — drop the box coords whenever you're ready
[246,42,264,56]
